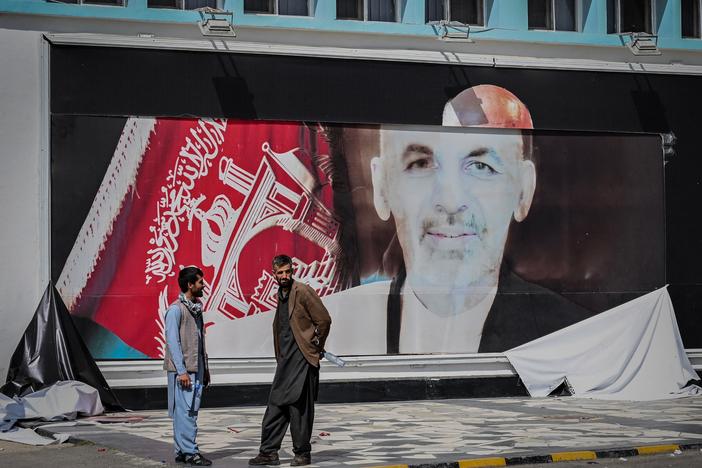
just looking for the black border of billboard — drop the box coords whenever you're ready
[49,44,702,349]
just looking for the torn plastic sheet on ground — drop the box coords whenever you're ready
[505,286,701,401]
[0,380,104,445]
[2,283,122,410]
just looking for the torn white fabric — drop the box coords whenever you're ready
[0,380,103,445]
[0,427,69,445]
[18,380,104,420]
[505,287,701,401]
[0,392,18,432]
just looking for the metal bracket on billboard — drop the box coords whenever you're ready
[620,32,661,56]
[196,7,236,38]
[430,20,474,43]
[662,132,676,164]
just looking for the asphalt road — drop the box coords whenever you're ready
[0,440,173,467]
[2,440,701,467]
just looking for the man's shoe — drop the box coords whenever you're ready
[175,452,186,463]
[184,453,212,466]
[248,451,280,466]
[290,453,311,466]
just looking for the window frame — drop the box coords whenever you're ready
[608,0,656,35]
[243,0,313,16]
[146,0,221,10]
[425,0,486,27]
[527,0,581,32]
[682,0,702,39]
[48,0,127,6]
[336,0,400,23]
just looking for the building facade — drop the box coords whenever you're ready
[1,0,701,405]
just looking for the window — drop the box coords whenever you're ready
[337,0,397,22]
[607,0,653,34]
[426,0,484,26]
[48,0,126,5]
[148,0,219,9]
[244,0,310,15]
[682,0,702,38]
[528,0,576,31]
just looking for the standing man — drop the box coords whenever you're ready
[164,266,212,466]
[249,255,332,467]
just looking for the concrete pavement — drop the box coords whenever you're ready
[10,395,702,468]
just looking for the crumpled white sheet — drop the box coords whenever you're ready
[0,380,104,445]
[505,287,701,401]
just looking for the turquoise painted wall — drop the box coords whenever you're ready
[1,0,701,51]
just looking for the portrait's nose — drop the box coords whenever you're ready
[435,204,468,216]
[433,169,468,216]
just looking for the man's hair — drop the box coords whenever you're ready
[272,254,293,270]
[521,130,534,162]
[178,266,204,293]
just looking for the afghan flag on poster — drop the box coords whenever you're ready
[57,118,344,359]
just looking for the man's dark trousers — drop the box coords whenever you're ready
[259,369,316,455]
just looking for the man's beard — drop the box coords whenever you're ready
[404,211,503,289]
[193,288,204,298]
[277,278,291,288]
[418,212,486,261]
[421,212,483,238]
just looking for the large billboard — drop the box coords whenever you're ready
[52,86,665,359]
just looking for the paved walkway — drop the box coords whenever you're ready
[37,396,702,467]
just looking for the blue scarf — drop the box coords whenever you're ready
[179,292,203,319]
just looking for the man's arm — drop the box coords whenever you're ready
[303,286,332,351]
[165,304,191,389]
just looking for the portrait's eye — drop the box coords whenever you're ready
[405,155,438,174]
[464,160,500,178]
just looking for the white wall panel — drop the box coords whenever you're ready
[0,28,45,382]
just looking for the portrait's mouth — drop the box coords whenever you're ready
[426,231,474,239]
[422,226,480,251]
[425,227,477,239]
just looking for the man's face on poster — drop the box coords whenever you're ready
[371,127,536,289]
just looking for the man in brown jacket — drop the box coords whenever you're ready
[249,254,332,467]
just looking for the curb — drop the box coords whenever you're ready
[369,443,702,468]
[33,425,91,445]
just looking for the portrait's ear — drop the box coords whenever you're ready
[514,160,536,222]
[370,157,391,221]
